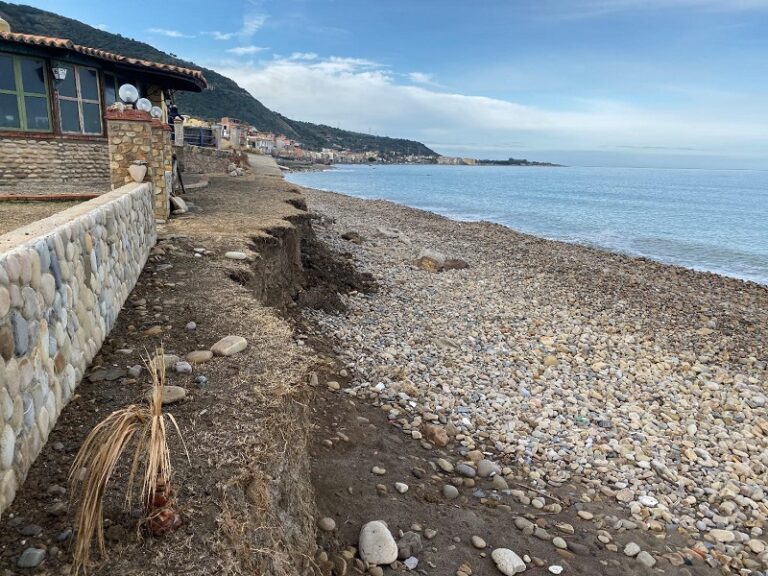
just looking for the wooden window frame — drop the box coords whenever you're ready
[0,52,52,133]
[57,64,103,135]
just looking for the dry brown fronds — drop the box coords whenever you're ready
[69,346,187,575]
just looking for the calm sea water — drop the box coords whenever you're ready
[286,165,768,285]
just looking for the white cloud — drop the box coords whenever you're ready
[240,12,267,37]
[213,54,767,158]
[226,45,269,55]
[206,31,236,40]
[408,72,434,84]
[147,28,194,38]
[407,72,444,88]
[289,52,319,61]
[93,23,109,31]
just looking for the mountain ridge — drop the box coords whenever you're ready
[0,2,436,156]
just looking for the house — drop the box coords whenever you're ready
[248,130,275,155]
[0,22,206,183]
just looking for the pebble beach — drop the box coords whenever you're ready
[303,187,768,573]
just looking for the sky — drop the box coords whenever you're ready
[14,0,768,168]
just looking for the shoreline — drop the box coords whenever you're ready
[301,183,768,573]
[293,183,768,291]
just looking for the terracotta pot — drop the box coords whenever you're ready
[128,164,148,183]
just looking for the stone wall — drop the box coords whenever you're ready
[105,109,172,220]
[0,183,156,513]
[0,138,109,183]
[176,144,235,175]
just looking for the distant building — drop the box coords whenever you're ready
[248,131,275,154]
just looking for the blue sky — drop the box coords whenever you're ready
[16,0,768,167]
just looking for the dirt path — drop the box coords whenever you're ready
[0,172,319,575]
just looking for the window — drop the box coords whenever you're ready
[0,53,51,132]
[56,64,102,135]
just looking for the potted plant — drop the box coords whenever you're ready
[128,160,148,183]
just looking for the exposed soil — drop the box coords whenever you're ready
[0,202,83,236]
[0,172,320,576]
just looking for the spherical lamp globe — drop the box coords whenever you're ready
[118,83,139,104]
[136,98,152,112]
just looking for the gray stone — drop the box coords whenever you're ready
[624,542,641,557]
[477,459,500,478]
[17,548,46,569]
[637,551,656,568]
[359,521,397,566]
[170,196,188,213]
[174,361,193,374]
[211,335,248,356]
[146,385,186,405]
[456,462,476,477]
[443,484,459,499]
[187,350,213,364]
[11,312,29,356]
[397,531,422,560]
[318,517,336,532]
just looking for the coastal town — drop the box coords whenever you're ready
[183,116,558,167]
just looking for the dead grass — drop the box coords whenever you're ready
[69,348,187,575]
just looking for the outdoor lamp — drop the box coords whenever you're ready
[150,106,163,119]
[136,98,152,113]
[118,83,139,106]
[51,66,67,81]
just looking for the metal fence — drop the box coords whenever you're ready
[181,126,215,148]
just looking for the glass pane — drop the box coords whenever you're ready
[24,96,50,131]
[20,58,46,94]
[59,98,80,132]
[57,65,77,98]
[0,93,20,129]
[0,55,15,91]
[78,68,99,101]
[82,102,102,134]
[103,73,116,105]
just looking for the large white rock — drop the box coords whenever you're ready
[359,520,397,566]
[492,548,526,575]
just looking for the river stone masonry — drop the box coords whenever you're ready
[0,182,155,513]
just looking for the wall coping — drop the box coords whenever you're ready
[0,182,150,255]
[105,109,153,122]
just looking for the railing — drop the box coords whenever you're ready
[182,126,216,148]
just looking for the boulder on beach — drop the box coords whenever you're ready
[492,548,526,575]
[359,521,397,565]
[415,249,446,273]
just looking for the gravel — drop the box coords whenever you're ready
[303,188,768,572]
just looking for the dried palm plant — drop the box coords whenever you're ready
[69,347,187,575]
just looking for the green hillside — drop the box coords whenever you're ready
[0,2,436,156]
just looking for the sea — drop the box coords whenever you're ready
[285,164,768,285]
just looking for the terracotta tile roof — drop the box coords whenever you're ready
[0,31,207,90]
